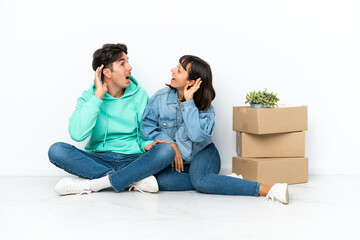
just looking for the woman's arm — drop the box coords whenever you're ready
[141,92,184,172]
[141,102,174,143]
[180,99,215,143]
[181,79,215,142]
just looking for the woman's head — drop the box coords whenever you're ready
[170,55,216,111]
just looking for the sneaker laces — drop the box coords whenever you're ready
[264,183,288,204]
[67,182,91,195]
[264,193,274,202]
[128,185,144,194]
[76,189,92,195]
[264,186,278,202]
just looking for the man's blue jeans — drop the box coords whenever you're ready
[155,143,260,196]
[48,142,175,192]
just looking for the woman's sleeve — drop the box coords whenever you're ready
[180,99,215,143]
[141,101,175,143]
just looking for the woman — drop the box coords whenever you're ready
[141,55,289,204]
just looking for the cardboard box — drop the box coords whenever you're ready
[233,106,308,134]
[236,132,305,157]
[232,157,308,185]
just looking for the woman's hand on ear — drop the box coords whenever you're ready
[184,78,202,101]
[94,64,108,99]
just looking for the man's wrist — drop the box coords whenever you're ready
[94,90,104,99]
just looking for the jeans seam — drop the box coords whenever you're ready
[108,174,120,192]
[190,145,219,193]
[200,150,216,192]
[255,182,261,196]
[50,144,113,180]
[205,148,218,175]
[50,159,85,178]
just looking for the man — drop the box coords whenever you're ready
[48,43,175,195]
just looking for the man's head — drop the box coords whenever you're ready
[92,43,132,90]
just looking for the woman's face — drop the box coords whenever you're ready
[170,63,190,89]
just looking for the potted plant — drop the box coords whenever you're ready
[245,89,279,108]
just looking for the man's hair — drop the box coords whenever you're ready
[92,43,128,79]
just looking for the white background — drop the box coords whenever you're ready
[0,0,359,176]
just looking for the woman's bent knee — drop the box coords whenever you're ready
[190,175,207,193]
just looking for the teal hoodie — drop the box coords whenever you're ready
[69,76,153,154]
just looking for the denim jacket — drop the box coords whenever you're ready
[141,87,215,162]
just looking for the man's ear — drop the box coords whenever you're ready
[103,68,111,78]
[188,80,196,87]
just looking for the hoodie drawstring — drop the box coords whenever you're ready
[102,98,138,148]
[132,97,140,146]
[103,101,108,147]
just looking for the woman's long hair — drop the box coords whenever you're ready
[169,55,216,111]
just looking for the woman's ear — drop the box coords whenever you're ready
[188,80,196,87]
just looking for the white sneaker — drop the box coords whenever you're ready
[265,183,289,204]
[55,177,91,196]
[227,173,243,179]
[129,175,159,193]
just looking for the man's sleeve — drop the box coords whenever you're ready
[137,88,154,151]
[68,90,102,142]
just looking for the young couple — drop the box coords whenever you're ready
[48,43,289,204]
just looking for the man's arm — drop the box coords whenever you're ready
[68,92,102,141]
[68,65,107,142]
[135,87,154,151]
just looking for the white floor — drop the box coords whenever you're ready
[0,175,359,240]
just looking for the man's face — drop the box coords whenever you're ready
[106,52,132,89]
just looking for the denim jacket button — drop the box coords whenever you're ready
[163,122,166,127]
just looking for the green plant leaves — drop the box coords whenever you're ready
[245,88,279,107]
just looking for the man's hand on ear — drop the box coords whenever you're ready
[94,64,108,99]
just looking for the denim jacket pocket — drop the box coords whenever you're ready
[159,118,177,138]
[159,118,177,128]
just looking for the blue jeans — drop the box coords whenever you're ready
[155,143,260,196]
[48,142,175,192]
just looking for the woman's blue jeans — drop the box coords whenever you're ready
[48,142,175,192]
[155,143,260,196]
